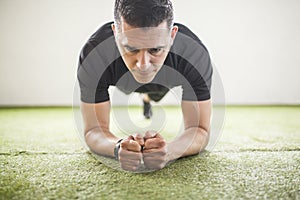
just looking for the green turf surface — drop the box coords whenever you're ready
[1,106,300,199]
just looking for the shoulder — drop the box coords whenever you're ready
[173,23,208,52]
[174,23,200,41]
[79,22,115,64]
[89,22,114,43]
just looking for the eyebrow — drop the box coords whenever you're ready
[124,45,137,50]
[123,44,167,50]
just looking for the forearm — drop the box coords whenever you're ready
[85,127,119,158]
[167,127,209,161]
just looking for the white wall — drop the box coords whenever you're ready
[0,0,299,106]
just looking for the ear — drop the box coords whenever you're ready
[169,25,178,45]
[111,23,116,36]
[171,25,178,40]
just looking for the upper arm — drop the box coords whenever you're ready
[80,101,111,135]
[181,99,211,133]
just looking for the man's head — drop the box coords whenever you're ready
[114,0,174,29]
[112,0,178,83]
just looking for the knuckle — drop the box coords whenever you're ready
[137,153,142,160]
[160,148,167,156]
[158,163,165,169]
[134,132,142,138]
[160,139,166,146]
[130,166,137,171]
[119,157,124,162]
[133,160,140,166]
[120,163,127,170]
[118,149,126,156]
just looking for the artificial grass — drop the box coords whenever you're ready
[0,106,300,199]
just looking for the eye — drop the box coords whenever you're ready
[125,46,139,53]
[148,48,163,55]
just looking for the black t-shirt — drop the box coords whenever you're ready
[78,22,213,103]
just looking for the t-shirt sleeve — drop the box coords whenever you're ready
[171,30,213,102]
[77,41,110,103]
[77,25,120,104]
[182,49,212,101]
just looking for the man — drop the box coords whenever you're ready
[77,0,212,171]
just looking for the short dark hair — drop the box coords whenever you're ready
[114,0,174,29]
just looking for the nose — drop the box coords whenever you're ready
[136,50,151,71]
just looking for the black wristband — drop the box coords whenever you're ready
[114,139,123,161]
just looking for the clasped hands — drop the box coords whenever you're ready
[118,131,168,171]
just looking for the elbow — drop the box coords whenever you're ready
[83,126,101,153]
[84,127,97,143]
[194,128,210,154]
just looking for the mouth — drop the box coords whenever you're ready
[137,71,153,76]
[130,64,162,83]
[134,72,154,80]
[131,71,156,83]
[131,68,156,75]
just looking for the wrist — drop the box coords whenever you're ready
[114,139,123,161]
[166,141,181,161]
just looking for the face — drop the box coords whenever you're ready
[112,19,178,83]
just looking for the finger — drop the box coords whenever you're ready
[120,159,141,167]
[152,132,163,139]
[143,147,166,155]
[144,152,167,160]
[127,135,135,140]
[119,154,141,171]
[119,147,143,160]
[143,157,164,165]
[119,149,142,160]
[144,138,166,149]
[133,133,144,146]
[144,161,165,170]
[144,130,158,140]
[121,140,141,152]
[143,158,166,170]
[120,163,140,171]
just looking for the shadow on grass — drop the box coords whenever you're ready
[83,151,232,198]
[1,150,299,199]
